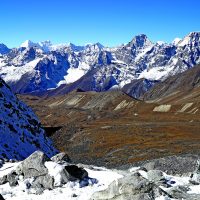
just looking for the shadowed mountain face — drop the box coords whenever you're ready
[0,32,200,96]
[143,64,200,104]
[122,79,159,99]
[19,88,200,168]
[0,44,10,55]
[0,78,58,160]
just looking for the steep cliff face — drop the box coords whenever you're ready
[0,78,58,160]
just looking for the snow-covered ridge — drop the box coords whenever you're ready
[0,32,200,95]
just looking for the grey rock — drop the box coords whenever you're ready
[53,166,70,186]
[166,185,200,200]
[190,173,200,185]
[0,175,7,185]
[51,152,71,163]
[7,171,18,187]
[147,170,165,183]
[90,172,157,200]
[17,151,50,178]
[136,154,200,176]
[31,174,54,192]
[110,193,152,200]
[190,160,200,185]
[90,180,119,199]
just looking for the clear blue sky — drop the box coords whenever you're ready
[1,0,200,48]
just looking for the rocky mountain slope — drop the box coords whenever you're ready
[0,78,58,160]
[19,89,200,168]
[143,64,200,104]
[0,32,200,96]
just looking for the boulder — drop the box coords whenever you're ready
[51,152,71,163]
[147,170,165,183]
[190,160,200,185]
[137,154,200,176]
[0,175,7,185]
[110,193,153,200]
[90,172,157,200]
[65,165,88,181]
[90,180,119,199]
[31,174,54,194]
[166,185,200,200]
[7,171,18,186]
[45,161,70,186]
[16,151,50,178]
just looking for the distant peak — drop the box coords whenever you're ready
[95,42,104,48]
[178,32,200,47]
[129,34,153,48]
[0,43,10,54]
[39,40,52,46]
[135,34,149,40]
[85,42,104,50]
[188,32,200,37]
[172,38,182,45]
[156,41,166,46]
[20,40,40,48]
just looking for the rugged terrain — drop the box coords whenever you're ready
[19,79,200,168]
[143,64,200,104]
[1,30,200,200]
[0,32,200,98]
[1,151,200,200]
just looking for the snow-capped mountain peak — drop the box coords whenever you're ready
[128,34,153,48]
[67,42,85,51]
[156,41,166,46]
[20,40,40,49]
[178,32,200,47]
[0,32,200,96]
[172,38,181,45]
[39,40,53,52]
[85,42,104,51]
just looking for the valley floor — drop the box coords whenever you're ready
[19,92,200,168]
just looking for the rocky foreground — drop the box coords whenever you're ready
[1,151,200,199]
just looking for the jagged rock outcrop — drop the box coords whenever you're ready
[51,152,71,163]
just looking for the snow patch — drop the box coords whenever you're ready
[0,163,123,200]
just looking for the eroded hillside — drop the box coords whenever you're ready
[19,89,200,168]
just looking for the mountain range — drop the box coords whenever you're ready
[0,32,200,97]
